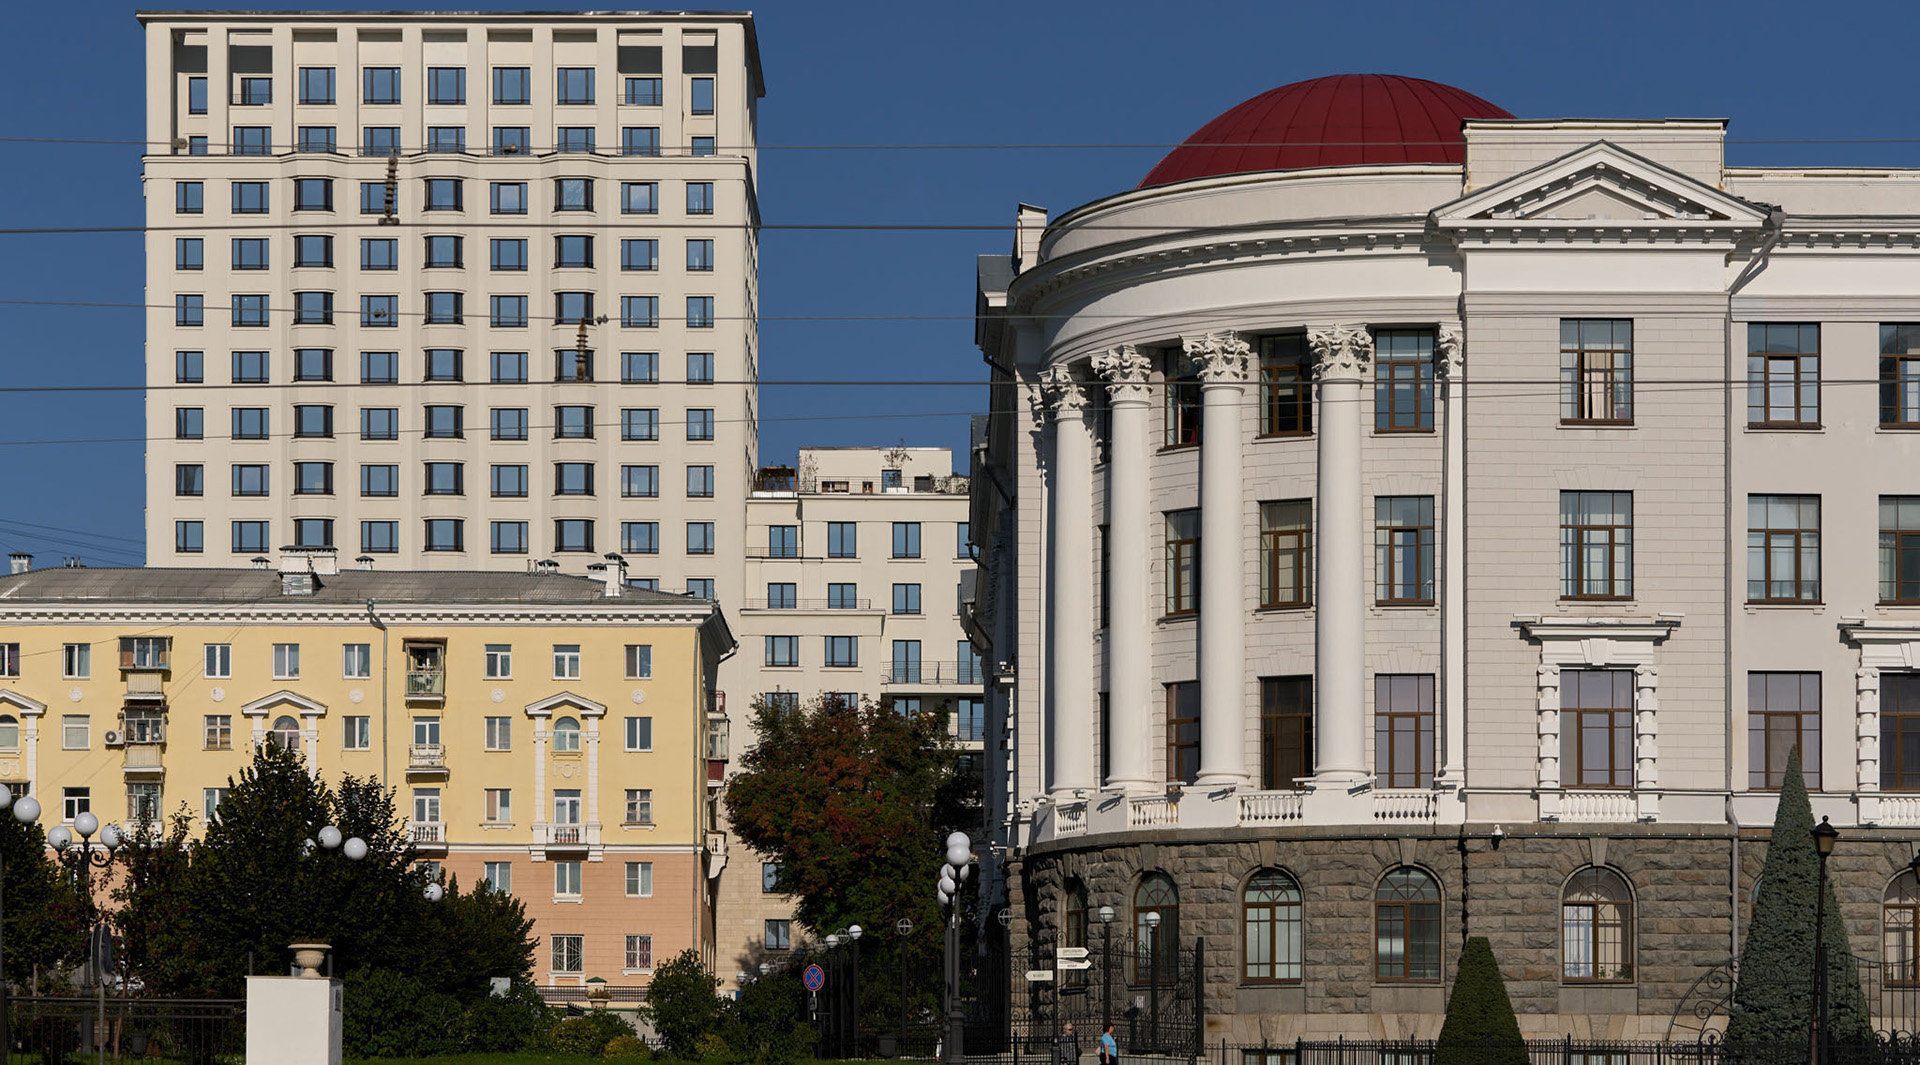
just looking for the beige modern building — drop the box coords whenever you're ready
[712,445,981,974]
[0,549,732,999]
[139,9,762,598]
[972,74,1920,1041]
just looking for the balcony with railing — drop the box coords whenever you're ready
[534,822,603,850]
[881,660,987,687]
[123,744,166,776]
[406,668,445,701]
[404,642,445,705]
[408,744,447,776]
[407,820,447,849]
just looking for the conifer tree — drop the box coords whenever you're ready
[1436,936,1526,1065]
[1727,746,1871,1052]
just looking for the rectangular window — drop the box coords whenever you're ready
[59,643,89,680]
[423,235,463,270]
[424,405,464,438]
[485,714,513,750]
[485,788,512,822]
[232,521,270,553]
[765,525,797,559]
[299,127,338,154]
[1375,675,1435,789]
[621,239,658,272]
[622,125,661,156]
[690,136,715,157]
[294,461,333,495]
[557,126,595,153]
[623,182,659,214]
[687,522,716,555]
[557,67,595,105]
[492,126,530,156]
[179,463,208,496]
[554,462,594,497]
[828,522,857,558]
[424,347,463,382]
[294,405,333,438]
[1884,675,1920,791]
[824,636,859,668]
[294,347,332,381]
[491,463,528,497]
[176,181,204,214]
[553,645,582,680]
[1749,672,1821,791]
[231,350,269,384]
[423,178,463,212]
[622,465,659,498]
[492,66,530,105]
[1882,497,1920,603]
[686,296,715,328]
[187,76,208,114]
[1165,353,1201,447]
[360,464,398,497]
[1560,319,1634,424]
[1375,329,1435,431]
[765,920,792,951]
[633,786,664,828]
[424,461,465,496]
[766,583,797,609]
[363,352,399,381]
[361,295,397,326]
[765,636,798,668]
[1748,323,1821,428]
[622,408,658,441]
[621,522,659,555]
[491,351,529,383]
[426,66,465,105]
[204,644,232,679]
[293,176,334,211]
[202,714,233,751]
[1259,500,1312,609]
[484,644,513,681]
[176,237,203,271]
[360,408,398,440]
[1165,509,1200,616]
[622,351,660,383]
[293,292,333,324]
[622,296,659,329]
[685,465,715,497]
[890,522,922,559]
[299,66,334,104]
[1260,677,1312,790]
[492,522,529,555]
[231,237,268,271]
[175,521,203,553]
[293,236,333,270]
[231,181,269,214]
[363,67,400,104]
[626,935,653,972]
[423,519,464,552]
[232,127,271,155]
[686,409,715,440]
[341,643,371,680]
[1166,682,1200,784]
[1881,325,1920,427]
[556,348,594,382]
[1259,334,1312,436]
[491,181,527,215]
[1374,497,1435,604]
[625,73,663,105]
[63,784,90,818]
[550,933,583,972]
[175,350,203,383]
[175,295,203,326]
[686,352,715,384]
[1561,491,1634,600]
[424,291,463,324]
[361,128,400,158]
[553,233,594,269]
[1747,495,1821,603]
[687,182,714,214]
[342,716,370,750]
[272,643,300,680]
[625,716,654,752]
[231,409,269,440]
[891,641,922,683]
[361,522,397,554]
[555,178,593,212]
[624,861,654,898]
[1563,670,1634,789]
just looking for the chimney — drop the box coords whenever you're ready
[7,553,29,575]
[1013,203,1048,273]
[356,555,375,571]
[251,556,272,570]
[598,552,627,598]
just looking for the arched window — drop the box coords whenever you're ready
[1887,872,1920,987]
[1063,880,1089,987]
[1375,867,1441,982]
[269,715,301,749]
[1243,869,1303,983]
[0,713,17,751]
[553,716,582,752]
[1562,867,1634,982]
[1133,872,1178,984]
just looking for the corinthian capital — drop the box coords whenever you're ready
[1038,363,1091,418]
[1308,325,1374,382]
[1091,345,1153,403]
[1181,332,1252,384]
[1436,325,1464,380]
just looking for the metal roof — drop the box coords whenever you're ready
[0,567,709,608]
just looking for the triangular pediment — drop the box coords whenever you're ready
[1433,140,1770,230]
[525,691,607,718]
[0,688,47,716]
[241,689,327,717]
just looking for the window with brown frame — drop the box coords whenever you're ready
[1166,682,1200,785]
[1373,329,1434,432]
[1747,495,1820,603]
[1374,496,1434,604]
[1259,501,1311,608]
[1164,351,1201,447]
[1881,497,1920,604]
[1133,873,1178,984]
[1562,867,1633,982]
[1748,671,1820,791]
[1747,322,1820,428]
[1165,509,1200,616]
[1883,675,1920,792]
[1886,872,1920,987]
[1560,319,1633,424]
[1259,677,1311,790]
[1561,670,1634,789]
[1241,869,1302,983]
[1560,491,1633,600]
[1882,324,1920,427]
[1374,674,1434,789]
[1063,880,1089,987]
[1374,867,1441,982]
[1259,334,1311,436]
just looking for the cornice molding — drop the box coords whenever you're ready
[0,603,716,626]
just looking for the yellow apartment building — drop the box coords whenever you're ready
[0,549,735,995]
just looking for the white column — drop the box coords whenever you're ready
[1307,325,1373,783]
[1041,362,1096,800]
[1186,332,1253,787]
[1092,346,1156,793]
[1436,326,1467,793]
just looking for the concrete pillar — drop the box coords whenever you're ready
[1436,326,1467,794]
[1185,332,1253,788]
[1091,346,1156,792]
[1307,325,1373,783]
[1040,362,1095,799]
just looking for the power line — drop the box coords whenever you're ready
[12,135,1920,150]
[0,517,146,547]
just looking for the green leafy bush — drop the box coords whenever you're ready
[642,950,724,1057]
[1436,937,1525,1065]
[603,1033,653,1059]
[460,982,556,1052]
[694,1032,733,1062]
[551,1012,636,1057]
[340,967,461,1058]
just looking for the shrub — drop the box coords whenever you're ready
[642,949,724,1057]
[604,1033,652,1060]
[693,1031,733,1063]
[460,982,555,1052]
[724,965,814,1065]
[551,1012,637,1057]
[1436,937,1525,1065]
[340,967,462,1059]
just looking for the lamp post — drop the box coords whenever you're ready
[1810,817,1839,1065]
[0,788,38,1065]
[849,923,864,1058]
[1097,905,1115,1033]
[936,831,972,1065]
[896,917,913,1057]
[1143,910,1161,1053]
[827,932,844,1058]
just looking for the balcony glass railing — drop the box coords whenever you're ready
[406,669,445,696]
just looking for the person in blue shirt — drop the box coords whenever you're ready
[1099,1022,1118,1065]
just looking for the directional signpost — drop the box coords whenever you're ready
[1056,947,1092,971]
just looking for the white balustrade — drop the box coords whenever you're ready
[1054,802,1087,836]
[1238,791,1304,824]
[1560,791,1637,823]
[1128,796,1179,828]
[1373,790,1437,822]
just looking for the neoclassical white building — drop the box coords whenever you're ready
[968,74,1920,1040]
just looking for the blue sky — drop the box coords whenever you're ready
[3,0,1917,566]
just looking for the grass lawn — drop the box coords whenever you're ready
[349,1056,615,1065]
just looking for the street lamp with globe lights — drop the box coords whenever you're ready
[1097,905,1116,1031]
[895,916,914,1056]
[848,924,863,1057]
[935,831,972,1064]
[1143,910,1163,1051]
[0,786,41,1063]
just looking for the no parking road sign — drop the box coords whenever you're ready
[803,964,826,991]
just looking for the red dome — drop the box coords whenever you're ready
[1138,74,1513,188]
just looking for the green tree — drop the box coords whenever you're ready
[1436,937,1525,1065]
[642,948,725,1057]
[110,808,216,994]
[724,960,816,1065]
[1728,745,1871,1052]
[0,802,86,986]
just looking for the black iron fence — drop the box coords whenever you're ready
[5,996,244,1065]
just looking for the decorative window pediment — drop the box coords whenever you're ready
[1434,141,1770,231]
[525,691,607,719]
[240,689,327,718]
[0,689,48,717]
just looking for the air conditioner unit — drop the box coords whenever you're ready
[103,730,125,747]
